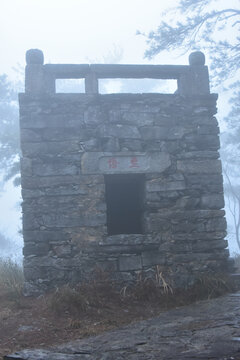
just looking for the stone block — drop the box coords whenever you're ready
[41,128,93,141]
[40,213,106,228]
[32,162,79,176]
[196,125,219,135]
[172,221,205,233]
[108,109,121,123]
[177,160,222,174]
[22,213,40,230]
[118,255,142,271]
[23,255,55,268]
[102,234,150,245]
[175,196,200,209]
[96,259,118,272]
[53,245,72,258]
[177,151,219,160]
[23,243,49,256]
[148,209,224,221]
[101,137,120,152]
[146,179,186,192]
[80,138,100,151]
[20,114,85,129]
[21,189,42,198]
[21,141,80,156]
[81,151,171,174]
[139,126,186,140]
[121,112,155,126]
[171,232,226,242]
[205,217,227,232]
[22,174,103,189]
[23,230,70,243]
[185,173,223,187]
[84,106,108,126]
[98,124,140,139]
[142,251,166,267]
[192,239,228,252]
[146,216,171,232]
[20,158,32,176]
[120,139,142,151]
[201,194,224,209]
[184,134,220,150]
[24,266,47,281]
[21,129,42,142]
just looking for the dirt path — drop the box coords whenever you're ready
[5,292,240,360]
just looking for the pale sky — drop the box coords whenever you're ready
[0,0,239,257]
[0,0,180,76]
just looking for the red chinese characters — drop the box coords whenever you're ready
[108,158,118,169]
[129,157,139,168]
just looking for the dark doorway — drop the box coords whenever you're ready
[105,174,145,235]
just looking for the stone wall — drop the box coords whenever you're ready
[19,50,229,295]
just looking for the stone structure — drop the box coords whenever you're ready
[19,49,229,294]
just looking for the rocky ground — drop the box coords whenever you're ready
[0,289,163,359]
[4,291,240,360]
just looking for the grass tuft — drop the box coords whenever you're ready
[0,258,24,301]
[49,267,118,315]
[49,267,236,316]
[49,285,90,315]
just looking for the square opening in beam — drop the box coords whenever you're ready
[99,78,177,94]
[56,79,85,93]
[105,174,145,235]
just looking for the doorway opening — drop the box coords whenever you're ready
[105,174,145,235]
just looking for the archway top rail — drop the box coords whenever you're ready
[25,49,210,95]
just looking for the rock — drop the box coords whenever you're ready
[6,292,240,359]
[118,255,142,271]
[177,159,222,174]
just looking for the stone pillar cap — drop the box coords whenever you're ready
[189,51,205,66]
[26,49,44,65]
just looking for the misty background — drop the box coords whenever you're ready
[0,0,239,261]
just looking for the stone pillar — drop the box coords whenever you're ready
[25,49,55,94]
[178,51,210,95]
[85,71,99,94]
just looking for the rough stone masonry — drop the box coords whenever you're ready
[19,49,229,295]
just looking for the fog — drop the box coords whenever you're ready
[0,0,239,260]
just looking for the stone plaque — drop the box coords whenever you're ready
[81,152,171,174]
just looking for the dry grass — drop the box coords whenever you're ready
[49,267,236,316]
[121,270,236,307]
[49,267,118,315]
[0,258,24,301]
[183,272,236,303]
[0,266,238,358]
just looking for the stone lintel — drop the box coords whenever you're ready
[81,152,171,175]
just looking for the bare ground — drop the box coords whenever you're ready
[0,289,170,359]
[1,273,238,359]
[4,292,240,360]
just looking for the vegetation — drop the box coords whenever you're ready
[139,0,240,250]
[0,257,24,301]
[141,0,240,83]
[0,263,237,356]
[49,268,236,316]
[0,74,20,186]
